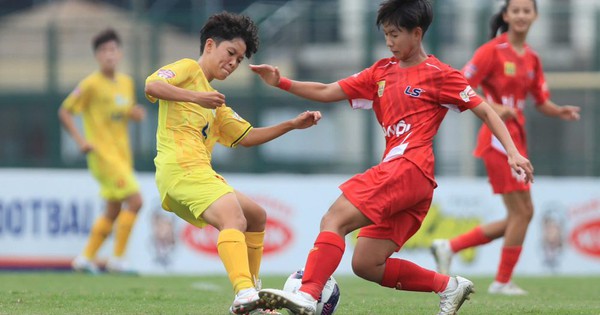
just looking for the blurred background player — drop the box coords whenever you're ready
[431,0,580,296]
[58,28,146,274]
[251,0,534,314]
[144,11,321,315]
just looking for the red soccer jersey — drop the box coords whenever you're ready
[463,33,550,157]
[338,55,482,184]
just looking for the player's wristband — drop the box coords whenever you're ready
[277,77,292,91]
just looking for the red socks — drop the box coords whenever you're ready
[381,258,449,293]
[496,246,522,283]
[449,226,492,252]
[300,231,346,300]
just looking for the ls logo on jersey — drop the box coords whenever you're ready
[404,86,423,97]
[504,62,516,76]
[377,81,386,97]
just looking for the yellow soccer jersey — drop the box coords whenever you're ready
[61,71,137,194]
[146,58,252,200]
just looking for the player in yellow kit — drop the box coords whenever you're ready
[58,29,146,274]
[145,12,321,315]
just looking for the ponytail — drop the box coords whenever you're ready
[489,6,508,39]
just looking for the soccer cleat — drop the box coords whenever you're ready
[247,278,282,315]
[431,239,453,275]
[488,281,528,295]
[259,289,317,315]
[248,309,282,315]
[230,288,262,315]
[71,255,100,274]
[106,257,137,275]
[438,276,474,315]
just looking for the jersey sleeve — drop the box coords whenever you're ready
[530,55,550,105]
[145,59,194,103]
[61,78,92,114]
[215,106,253,148]
[439,69,483,112]
[337,66,376,109]
[462,44,494,88]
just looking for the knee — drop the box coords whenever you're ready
[131,199,143,213]
[227,215,248,232]
[351,257,376,282]
[248,207,267,231]
[519,203,534,223]
[320,210,344,233]
[128,195,143,213]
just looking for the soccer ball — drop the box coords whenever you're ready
[282,269,340,315]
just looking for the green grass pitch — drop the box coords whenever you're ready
[0,273,599,314]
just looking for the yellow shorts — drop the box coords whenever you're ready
[162,171,233,228]
[91,167,139,201]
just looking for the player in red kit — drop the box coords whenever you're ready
[250,0,533,314]
[431,0,580,296]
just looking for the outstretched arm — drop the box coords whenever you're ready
[471,101,534,183]
[249,64,347,103]
[239,111,322,147]
[145,81,225,109]
[536,100,580,121]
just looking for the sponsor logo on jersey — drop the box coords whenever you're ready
[377,81,386,97]
[504,61,516,76]
[460,86,476,102]
[71,86,81,97]
[115,94,128,107]
[382,120,411,138]
[404,86,423,97]
[231,109,243,121]
[111,112,125,121]
[157,69,175,79]
[464,63,477,79]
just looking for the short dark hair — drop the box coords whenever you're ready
[376,0,433,36]
[199,11,259,59]
[92,28,121,52]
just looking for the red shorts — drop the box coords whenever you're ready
[340,157,434,249]
[481,149,530,194]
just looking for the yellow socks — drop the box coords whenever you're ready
[217,229,253,294]
[114,210,137,257]
[245,231,265,284]
[83,216,113,259]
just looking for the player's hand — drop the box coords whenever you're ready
[507,153,534,184]
[129,105,146,122]
[78,141,94,154]
[558,105,580,121]
[249,64,281,87]
[292,110,322,129]
[500,107,518,121]
[194,91,225,109]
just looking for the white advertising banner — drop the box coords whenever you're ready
[0,169,598,276]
